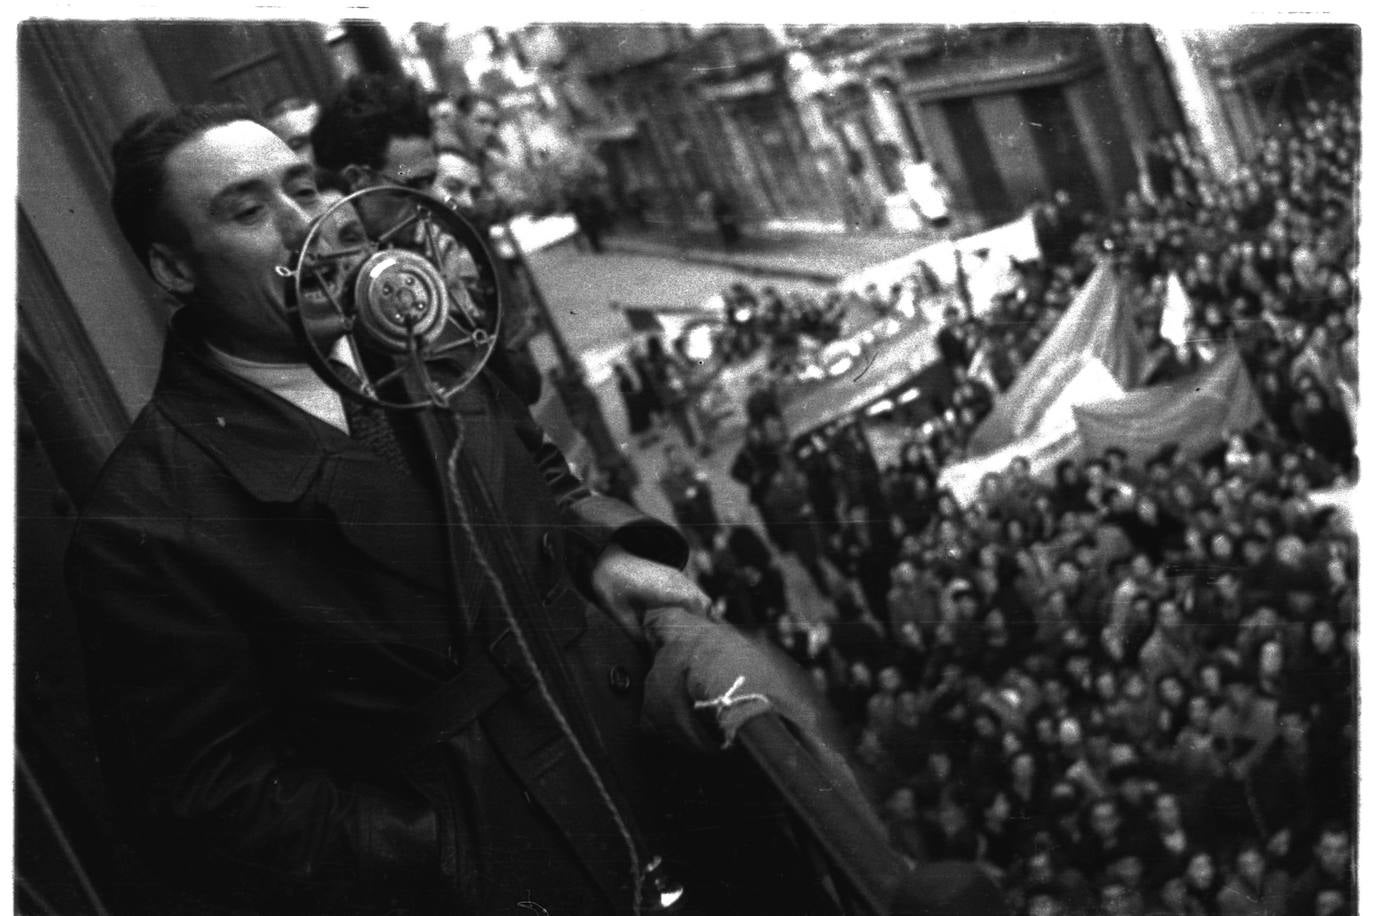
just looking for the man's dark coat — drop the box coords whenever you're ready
[66,321,699,914]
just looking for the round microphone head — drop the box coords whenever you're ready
[285,186,504,411]
[352,247,450,353]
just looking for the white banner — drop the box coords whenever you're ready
[939,356,1124,505]
[836,210,1041,321]
[1160,272,1191,350]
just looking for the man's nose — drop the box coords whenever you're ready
[278,196,319,251]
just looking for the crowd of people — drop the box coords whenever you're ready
[676,98,1357,916]
[610,274,923,460]
[613,333,732,453]
[716,282,852,366]
[269,72,1357,915]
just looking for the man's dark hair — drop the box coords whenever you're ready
[311,72,431,172]
[1316,820,1350,843]
[1275,695,1308,720]
[111,102,255,271]
[313,166,351,197]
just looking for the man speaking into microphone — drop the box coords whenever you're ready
[64,94,850,915]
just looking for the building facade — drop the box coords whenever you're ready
[549,25,1181,232]
[1154,24,1359,179]
[546,23,1355,235]
[16,21,389,912]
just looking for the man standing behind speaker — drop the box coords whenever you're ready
[311,73,543,404]
[262,94,320,164]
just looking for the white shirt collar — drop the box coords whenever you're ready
[205,341,357,435]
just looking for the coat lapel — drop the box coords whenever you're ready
[315,446,452,597]
[154,327,453,597]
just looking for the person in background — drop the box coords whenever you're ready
[612,361,655,444]
[311,72,542,405]
[1285,824,1352,916]
[434,144,485,213]
[637,335,696,448]
[701,511,787,634]
[1215,841,1287,916]
[711,187,741,248]
[762,452,833,597]
[425,90,464,151]
[936,304,971,370]
[568,176,610,254]
[262,94,320,163]
[658,443,720,551]
[455,90,506,172]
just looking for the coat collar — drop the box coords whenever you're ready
[152,315,341,504]
[149,315,463,597]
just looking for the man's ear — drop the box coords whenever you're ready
[149,242,195,296]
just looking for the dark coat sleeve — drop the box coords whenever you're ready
[493,372,689,575]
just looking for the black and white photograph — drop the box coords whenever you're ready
[13,17,1360,916]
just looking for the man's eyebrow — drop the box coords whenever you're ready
[209,177,268,211]
[210,162,318,211]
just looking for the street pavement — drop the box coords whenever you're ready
[524,241,828,388]
[599,220,972,284]
[522,242,850,622]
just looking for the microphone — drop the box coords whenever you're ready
[281,186,505,411]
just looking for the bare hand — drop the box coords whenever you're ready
[591,544,711,637]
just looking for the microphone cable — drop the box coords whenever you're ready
[443,427,646,916]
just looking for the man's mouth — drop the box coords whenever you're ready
[296,259,343,307]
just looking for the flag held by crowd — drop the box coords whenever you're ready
[966,262,1143,457]
[1072,346,1264,465]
